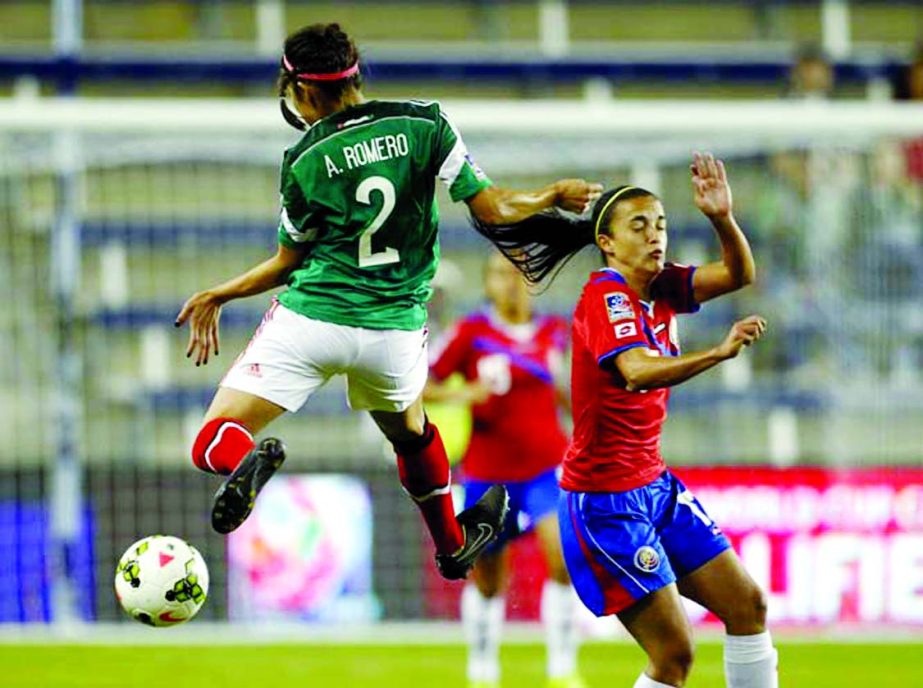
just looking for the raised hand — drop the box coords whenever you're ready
[553,179,603,214]
[175,290,223,366]
[691,152,732,220]
[715,315,766,360]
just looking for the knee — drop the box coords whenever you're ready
[377,412,427,445]
[475,577,505,599]
[722,585,768,634]
[396,414,427,442]
[472,565,505,598]
[650,637,695,685]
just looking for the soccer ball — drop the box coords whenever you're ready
[114,535,209,627]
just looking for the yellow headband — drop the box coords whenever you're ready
[593,186,638,243]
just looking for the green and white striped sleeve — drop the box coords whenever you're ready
[276,157,318,249]
[434,107,492,203]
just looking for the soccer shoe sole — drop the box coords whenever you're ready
[435,484,510,580]
[210,437,286,534]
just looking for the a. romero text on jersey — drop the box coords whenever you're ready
[276,100,492,331]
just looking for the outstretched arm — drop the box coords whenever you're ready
[174,243,308,366]
[689,152,756,303]
[615,315,766,392]
[465,179,602,226]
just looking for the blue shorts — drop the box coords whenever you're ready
[464,467,560,551]
[559,470,730,617]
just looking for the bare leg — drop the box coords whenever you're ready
[535,513,581,681]
[677,549,767,635]
[191,387,286,475]
[370,395,464,555]
[472,548,510,598]
[678,550,777,688]
[203,386,286,434]
[535,513,570,585]
[369,394,426,442]
[194,387,289,533]
[371,395,508,577]
[463,548,509,685]
[617,585,696,687]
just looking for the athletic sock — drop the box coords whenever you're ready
[191,417,255,475]
[633,674,677,688]
[462,584,504,684]
[542,580,579,679]
[724,631,778,688]
[393,421,464,555]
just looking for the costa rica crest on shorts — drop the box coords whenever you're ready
[634,545,661,572]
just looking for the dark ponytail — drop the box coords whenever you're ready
[470,186,654,286]
[277,23,362,101]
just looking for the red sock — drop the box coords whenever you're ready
[191,417,255,475]
[394,422,464,555]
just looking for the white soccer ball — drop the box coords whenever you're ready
[114,535,209,627]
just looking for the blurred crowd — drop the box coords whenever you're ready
[786,42,923,101]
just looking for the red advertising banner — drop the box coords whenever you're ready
[673,466,923,626]
[424,467,923,627]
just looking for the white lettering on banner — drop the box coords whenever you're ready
[785,535,814,623]
[731,532,923,624]
[409,467,923,630]
[895,486,923,529]
[694,484,913,532]
[889,534,923,622]
[813,534,884,623]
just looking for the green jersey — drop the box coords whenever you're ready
[276,100,491,330]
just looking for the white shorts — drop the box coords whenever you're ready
[221,301,429,413]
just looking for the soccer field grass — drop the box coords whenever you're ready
[2,641,921,687]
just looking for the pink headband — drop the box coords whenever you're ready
[282,54,359,81]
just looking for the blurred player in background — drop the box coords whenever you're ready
[473,153,777,688]
[426,252,582,688]
[894,42,923,101]
[174,22,601,581]
[786,44,834,100]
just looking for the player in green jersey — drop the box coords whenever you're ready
[176,22,601,580]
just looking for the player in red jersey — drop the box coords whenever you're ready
[472,153,776,688]
[426,252,582,688]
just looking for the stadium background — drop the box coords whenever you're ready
[2,1,923,685]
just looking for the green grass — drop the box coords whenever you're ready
[1,642,921,687]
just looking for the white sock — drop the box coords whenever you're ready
[633,674,677,688]
[461,584,504,683]
[541,580,579,678]
[724,631,779,688]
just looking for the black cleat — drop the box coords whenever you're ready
[435,484,509,580]
[211,437,286,534]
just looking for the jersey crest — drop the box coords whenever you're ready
[604,292,634,322]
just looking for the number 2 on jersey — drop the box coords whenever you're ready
[356,176,400,268]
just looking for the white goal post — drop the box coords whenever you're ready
[2,96,923,138]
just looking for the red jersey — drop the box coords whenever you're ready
[561,264,699,493]
[430,311,569,483]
